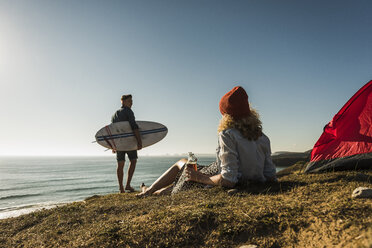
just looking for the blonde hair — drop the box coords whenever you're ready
[218,108,262,141]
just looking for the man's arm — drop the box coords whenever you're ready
[126,108,142,150]
[111,112,117,153]
[133,129,142,150]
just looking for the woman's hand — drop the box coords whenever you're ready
[185,166,202,182]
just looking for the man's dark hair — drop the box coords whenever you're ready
[121,94,132,101]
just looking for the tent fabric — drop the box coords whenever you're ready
[305,80,372,173]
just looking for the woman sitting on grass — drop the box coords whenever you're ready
[137,86,277,197]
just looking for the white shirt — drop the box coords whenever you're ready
[216,128,276,184]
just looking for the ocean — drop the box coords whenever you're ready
[0,156,283,219]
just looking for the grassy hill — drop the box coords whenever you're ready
[0,162,371,248]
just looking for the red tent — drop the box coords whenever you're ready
[305,80,372,173]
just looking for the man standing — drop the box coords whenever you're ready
[111,94,142,193]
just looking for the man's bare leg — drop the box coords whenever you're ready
[136,158,187,197]
[117,161,125,193]
[125,159,137,192]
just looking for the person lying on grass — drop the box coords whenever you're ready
[137,86,277,197]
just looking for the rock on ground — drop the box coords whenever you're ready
[352,187,372,198]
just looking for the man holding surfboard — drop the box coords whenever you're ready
[111,94,142,193]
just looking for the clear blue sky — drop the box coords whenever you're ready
[0,0,371,156]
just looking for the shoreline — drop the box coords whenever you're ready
[0,201,69,220]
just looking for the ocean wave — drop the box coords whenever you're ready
[0,179,114,192]
[0,203,46,212]
[0,193,43,201]
[53,185,115,193]
[0,202,66,219]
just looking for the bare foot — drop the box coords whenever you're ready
[136,184,152,198]
[125,186,135,192]
[136,190,151,198]
[119,186,125,193]
[140,183,147,193]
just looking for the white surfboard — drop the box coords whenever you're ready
[95,121,168,151]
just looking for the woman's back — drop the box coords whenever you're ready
[218,128,276,183]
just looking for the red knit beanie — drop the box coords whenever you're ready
[219,86,251,119]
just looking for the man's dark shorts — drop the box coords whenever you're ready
[116,150,138,162]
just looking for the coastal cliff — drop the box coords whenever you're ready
[0,162,371,248]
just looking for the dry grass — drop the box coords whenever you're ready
[0,162,371,248]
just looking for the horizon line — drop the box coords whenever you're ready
[0,153,217,157]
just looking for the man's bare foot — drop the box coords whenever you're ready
[125,186,135,192]
[119,186,125,193]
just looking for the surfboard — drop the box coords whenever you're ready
[95,121,168,151]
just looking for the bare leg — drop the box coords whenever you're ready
[136,158,187,197]
[117,161,125,193]
[153,184,174,196]
[125,159,137,192]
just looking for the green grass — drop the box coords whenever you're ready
[1,162,371,248]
